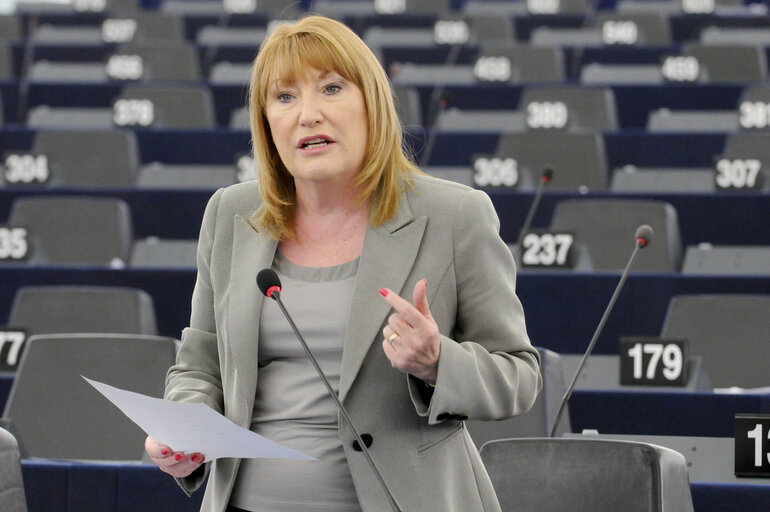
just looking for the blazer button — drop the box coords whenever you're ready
[352,433,373,452]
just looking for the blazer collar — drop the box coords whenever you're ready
[339,188,427,401]
[228,214,277,413]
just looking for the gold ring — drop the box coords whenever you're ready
[388,333,398,343]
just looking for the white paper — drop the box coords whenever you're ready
[84,376,316,461]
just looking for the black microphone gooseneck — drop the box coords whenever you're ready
[512,166,554,263]
[547,224,653,438]
[256,269,404,512]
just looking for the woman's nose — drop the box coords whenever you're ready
[299,96,323,126]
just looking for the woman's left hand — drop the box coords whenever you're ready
[379,279,441,385]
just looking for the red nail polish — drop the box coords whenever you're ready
[191,454,201,463]
[175,453,183,461]
[379,288,388,297]
[161,449,169,456]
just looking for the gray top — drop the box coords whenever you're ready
[229,252,362,511]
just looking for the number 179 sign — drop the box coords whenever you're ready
[619,337,688,386]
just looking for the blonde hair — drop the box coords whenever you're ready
[249,15,420,240]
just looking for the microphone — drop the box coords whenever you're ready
[256,269,404,512]
[548,224,653,438]
[512,166,554,263]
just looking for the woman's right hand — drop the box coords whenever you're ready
[145,435,205,478]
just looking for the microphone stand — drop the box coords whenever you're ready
[268,290,404,512]
[512,167,553,263]
[548,228,650,437]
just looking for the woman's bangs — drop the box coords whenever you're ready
[263,33,356,95]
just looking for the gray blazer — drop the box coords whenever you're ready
[165,174,542,512]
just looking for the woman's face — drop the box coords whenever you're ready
[265,67,369,191]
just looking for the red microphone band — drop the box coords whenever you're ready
[636,237,648,248]
[266,285,281,298]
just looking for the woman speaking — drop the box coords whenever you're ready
[145,15,541,512]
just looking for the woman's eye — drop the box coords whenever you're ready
[277,93,293,102]
[324,83,342,94]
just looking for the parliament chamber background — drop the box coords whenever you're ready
[1,0,770,510]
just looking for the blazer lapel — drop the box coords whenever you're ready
[339,192,427,401]
[228,214,277,421]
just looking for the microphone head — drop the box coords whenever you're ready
[541,166,554,183]
[635,224,653,248]
[257,269,282,298]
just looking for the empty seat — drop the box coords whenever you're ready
[26,106,114,129]
[109,12,186,44]
[700,27,770,46]
[27,61,108,83]
[197,26,268,47]
[683,44,767,83]
[722,132,770,167]
[2,333,177,460]
[467,348,570,446]
[661,294,770,389]
[581,63,662,85]
[480,438,694,512]
[25,130,139,187]
[117,85,216,128]
[0,427,27,512]
[465,15,515,45]
[0,44,13,80]
[496,131,608,191]
[364,27,437,49]
[682,245,770,275]
[391,63,476,86]
[462,0,528,15]
[8,285,158,336]
[646,109,739,133]
[6,196,133,265]
[480,44,565,83]
[110,43,201,82]
[312,0,377,17]
[610,166,716,192]
[130,238,198,268]
[136,163,238,189]
[423,166,474,187]
[393,86,422,128]
[594,11,672,46]
[209,62,252,85]
[0,16,22,43]
[519,86,618,131]
[550,199,682,271]
[436,108,525,133]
